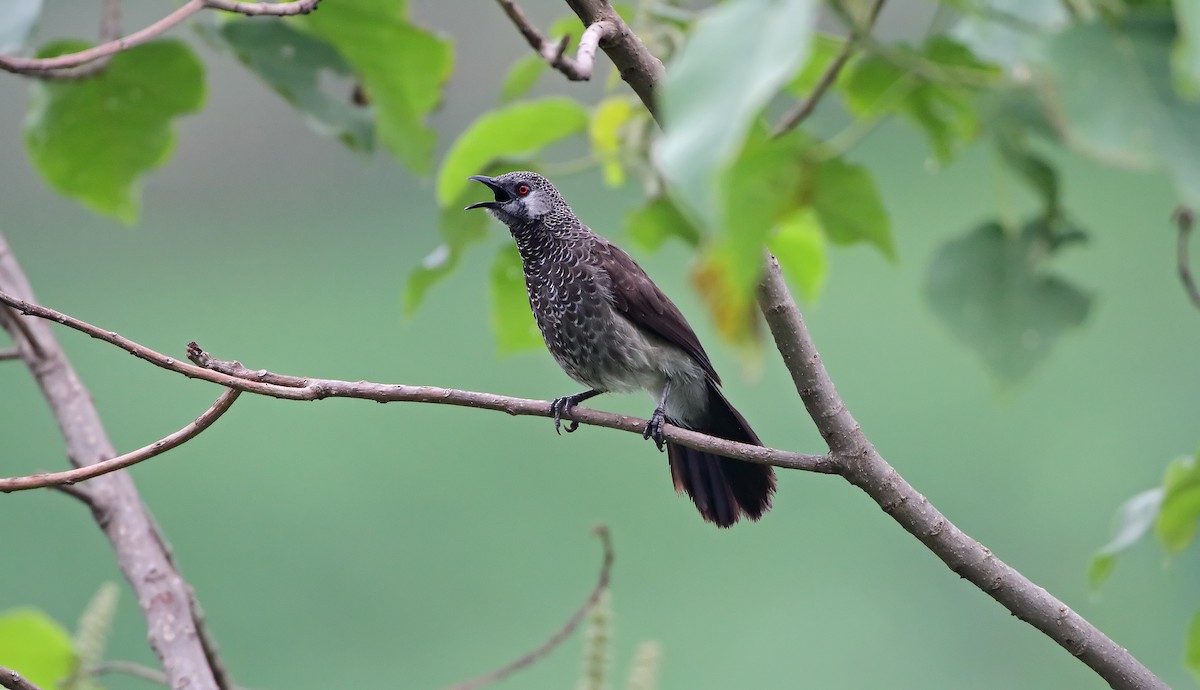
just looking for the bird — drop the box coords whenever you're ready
[465,171,775,527]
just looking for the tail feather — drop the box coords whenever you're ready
[666,380,776,528]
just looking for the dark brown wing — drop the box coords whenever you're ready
[594,235,721,384]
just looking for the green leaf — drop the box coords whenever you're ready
[626,196,700,251]
[1088,487,1164,590]
[589,97,637,187]
[490,244,541,354]
[657,0,818,227]
[1186,609,1200,685]
[925,218,1091,381]
[810,155,895,259]
[842,38,992,163]
[0,608,77,690]
[24,40,204,223]
[768,206,827,301]
[436,97,589,207]
[1175,0,1200,98]
[304,0,453,172]
[404,185,492,314]
[211,18,373,151]
[1155,452,1200,552]
[500,55,546,103]
[1032,14,1200,206]
[787,33,849,97]
[996,128,1060,212]
[950,0,1069,70]
[0,0,41,53]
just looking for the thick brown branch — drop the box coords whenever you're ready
[0,0,319,75]
[771,0,886,137]
[0,290,834,473]
[0,389,240,493]
[447,526,614,690]
[0,667,43,690]
[494,0,613,81]
[755,256,1166,690]
[1174,206,1200,310]
[564,0,664,119]
[0,236,225,690]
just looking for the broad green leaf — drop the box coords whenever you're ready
[626,196,700,251]
[405,184,493,314]
[1175,0,1200,98]
[212,18,373,151]
[304,0,453,172]
[0,608,76,690]
[1155,452,1200,552]
[1187,609,1200,685]
[656,0,818,227]
[768,207,827,302]
[500,55,546,103]
[437,97,589,207]
[787,34,849,97]
[950,0,1069,70]
[24,40,204,223]
[810,156,895,259]
[589,97,637,187]
[1088,487,1164,590]
[925,218,1091,381]
[843,38,993,163]
[490,244,541,354]
[1032,14,1200,206]
[0,0,41,53]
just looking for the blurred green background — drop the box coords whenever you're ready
[2,2,1199,689]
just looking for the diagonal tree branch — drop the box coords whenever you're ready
[447,525,614,690]
[0,235,227,690]
[0,0,320,76]
[563,0,664,119]
[494,0,614,81]
[1173,206,1200,311]
[770,0,886,137]
[0,667,43,690]
[0,389,240,493]
[0,289,833,474]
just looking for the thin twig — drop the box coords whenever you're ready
[0,290,834,474]
[0,667,43,690]
[447,526,615,690]
[0,0,320,75]
[0,347,18,360]
[1174,207,1200,310]
[0,389,240,493]
[494,0,613,81]
[771,0,887,137]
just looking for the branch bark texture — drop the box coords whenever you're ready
[495,0,613,80]
[0,235,225,690]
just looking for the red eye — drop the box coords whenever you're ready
[516,183,531,196]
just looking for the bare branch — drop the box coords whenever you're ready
[0,0,320,76]
[447,525,615,690]
[771,0,887,137]
[494,0,613,81]
[0,389,240,493]
[0,290,834,474]
[0,236,225,690]
[1174,206,1200,310]
[0,667,44,690]
[564,0,664,119]
[0,347,18,360]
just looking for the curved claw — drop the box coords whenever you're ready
[564,420,581,433]
[642,408,667,452]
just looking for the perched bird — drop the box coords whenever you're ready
[466,171,775,527]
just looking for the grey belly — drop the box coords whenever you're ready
[539,304,709,425]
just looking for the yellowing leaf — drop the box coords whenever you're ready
[589,97,637,187]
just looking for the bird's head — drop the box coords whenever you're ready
[464,171,563,226]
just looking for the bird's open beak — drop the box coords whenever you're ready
[465,175,511,210]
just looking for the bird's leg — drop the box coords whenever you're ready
[643,378,672,452]
[550,389,602,435]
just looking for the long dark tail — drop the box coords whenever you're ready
[666,380,776,528]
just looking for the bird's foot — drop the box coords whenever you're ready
[643,407,667,452]
[550,395,586,435]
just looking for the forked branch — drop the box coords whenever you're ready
[495,0,614,81]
